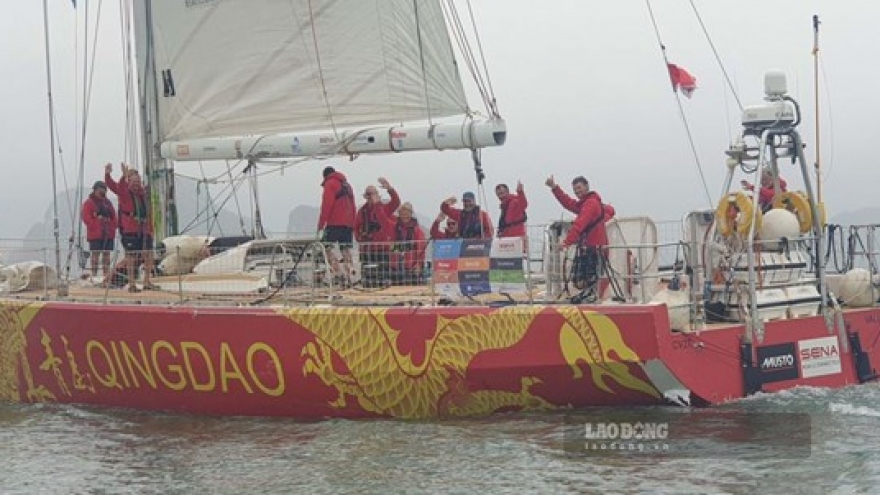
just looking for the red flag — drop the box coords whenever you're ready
[667,63,697,98]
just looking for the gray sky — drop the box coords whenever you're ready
[2,0,879,239]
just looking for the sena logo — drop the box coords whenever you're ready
[800,344,839,360]
[761,354,795,369]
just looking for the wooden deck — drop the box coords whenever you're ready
[2,275,542,308]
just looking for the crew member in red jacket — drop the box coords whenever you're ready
[495,181,528,238]
[548,174,612,301]
[440,191,493,239]
[317,166,356,284]
[105,162,155,292]
[81,180,117,282]
[390,202,427,283]
[430,213,460,239]
[741,168,787,212]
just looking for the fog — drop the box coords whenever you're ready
[2,0,877,239]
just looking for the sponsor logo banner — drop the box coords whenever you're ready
[432,240,462,261]
[432,238,526,297]
[757,342,800,383]
[798,336,842,378]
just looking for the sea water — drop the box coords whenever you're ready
[1,385,879,494]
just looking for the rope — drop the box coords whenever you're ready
[687,0,743,111]
[440,0,498,117]
[463,0,499,116]
[644,0,713,209]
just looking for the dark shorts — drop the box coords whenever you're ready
[323,226,353,248]
[88,239,115,252]
[122,233,154,253]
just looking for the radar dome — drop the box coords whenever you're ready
[760,208,800,250]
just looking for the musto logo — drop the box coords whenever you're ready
[798,336,842,378]
[762,354,794,369]
[756,342,799,382]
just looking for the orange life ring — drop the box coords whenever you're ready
[715,191,762,237]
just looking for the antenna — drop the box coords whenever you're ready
[812,14,823,204]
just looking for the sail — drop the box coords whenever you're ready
[148,0,469,142]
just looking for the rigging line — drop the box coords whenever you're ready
[439,1,478,111]
[75,1,105,229]
[307,0,340,139]
[687,0,742,111]
[463,0,498,116]
[644,0,666,61]
[225,160,249,236]
[180,171,245,236]
[644,0,713,207]
[197,162,221,237]
[176,165,244,233]
[442,1,491,116]
[41,0,63,285]
[175,158,248,184]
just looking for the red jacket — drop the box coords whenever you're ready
[552,186,609,248]
[105,172,153,236]
[355,189,400,245]
[497,190,528,238]
[440,202,493,239]
[744,177,787,208]
[81,193,118,241]
[318,171,356,229]
[392,218,427,270]
[430,219,459,239]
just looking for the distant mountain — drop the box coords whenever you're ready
[830,207,880,226]
[21,180,253,250]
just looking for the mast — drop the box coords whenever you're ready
[812,14,822,204]
[41,0,65,295]
[133,0,178,241]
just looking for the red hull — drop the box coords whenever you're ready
[1,300,878,419]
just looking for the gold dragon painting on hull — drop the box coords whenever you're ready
[281,305,659,419]
[0,302,55,403]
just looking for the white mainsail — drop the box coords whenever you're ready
[137,0,504,161]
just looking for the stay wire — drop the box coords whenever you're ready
[687,0,743,111]
[644,0,713,208]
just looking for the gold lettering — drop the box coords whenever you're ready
[121,341,157,389]
[110,341,131,388]
[247,343,285,397]
[151,341,186,391]
[219,342,253,394]
[180,342,216,392]
[86,341,121,389]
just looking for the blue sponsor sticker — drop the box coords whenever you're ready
[433,239,463,260]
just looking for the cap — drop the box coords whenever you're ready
[322,166,335,178]
[92,181,107,190]
[462,191,475,201]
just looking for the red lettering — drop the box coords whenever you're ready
[800,345,839,360]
